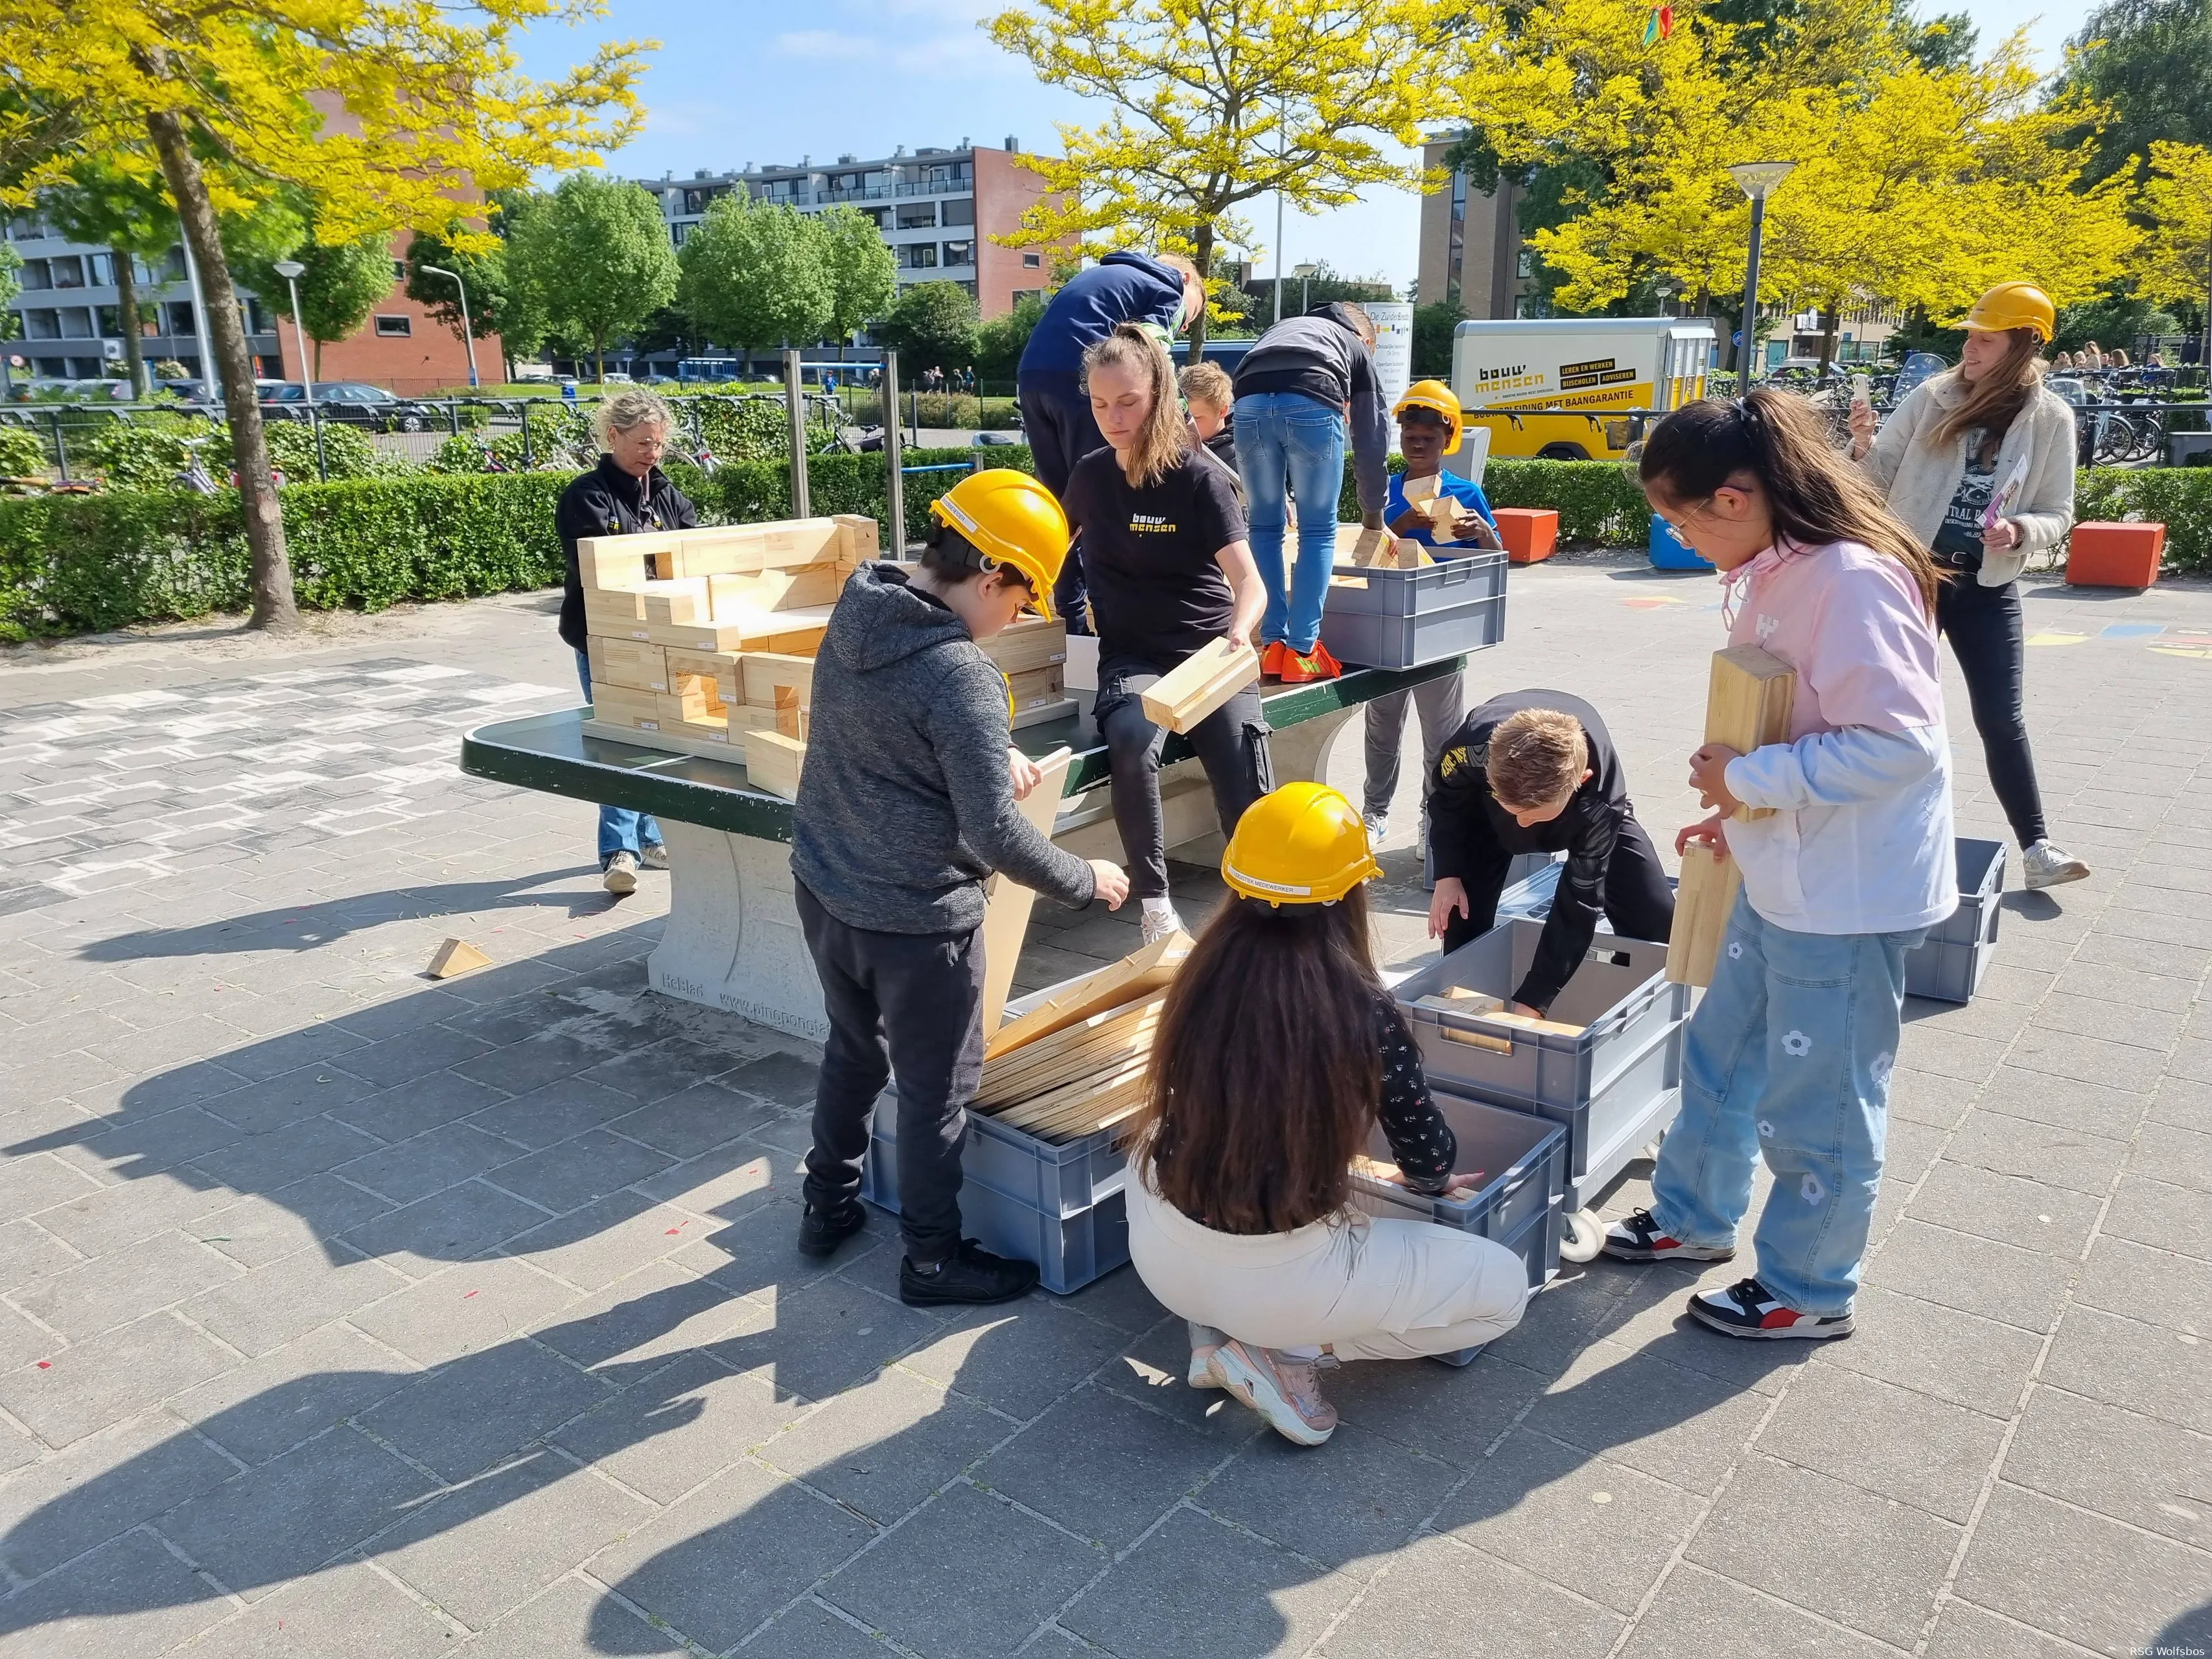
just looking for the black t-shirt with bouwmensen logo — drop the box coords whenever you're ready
[1061,445,1246,664]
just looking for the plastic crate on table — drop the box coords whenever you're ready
[1320,551,1508,670]
[1395,917,1687,1215]
[1907,839,2006,1004]
[1350,1087,1566,1365]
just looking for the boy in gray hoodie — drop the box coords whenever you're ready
[791,470,1130,1306]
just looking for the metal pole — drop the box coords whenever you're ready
[882,349,906,558]
[312,403,327,481]
[180,234,219,404]
[423,266,479,389]
[1737,192,1768,398]
[519,400,535,469]
[51,411,69,482]
[783,347,810,518]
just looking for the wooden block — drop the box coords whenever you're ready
[641,577,712,627]
[1007,665,1065,713]
[426,938,491,979]
[647,605,834,653]
[984,929,1192,1062]
[577,536,658,591]
[587,637,669,693]
[658,679,722,724]
[1401,472,1441,504]
[1705,645,1797,822]
[664,647,741,705]
[582,588,652,641]
[1666,841,1743,988]
[1138,638,1260,735]
[979,617,1069,676]
[765,622,832,655]
[745,729,807,802]
[708,564,841,618]
[587,684,664,731]
[1392,539,1436,570]
[1342,524,1394,566]
[978,746,1077,1038]
[1471,1009,1586,1039]
[1415,988,1506,1017]
[773,686,802,738]
[741,652,817,708]
[833,514,879,564]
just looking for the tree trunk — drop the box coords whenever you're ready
[146,108,296,629]
[112,248,148,399]
[1189,222,1213,354]
[1816,307,1839,374]
[314,337,324,379]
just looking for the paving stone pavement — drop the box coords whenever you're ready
[0,564,2207,1658]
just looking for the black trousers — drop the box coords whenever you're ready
[1936,574,2045,848]
[796,879,983,1264]
[1095,660,1274,901]
[1439,813,1677,957]
[1017,367,1106,633]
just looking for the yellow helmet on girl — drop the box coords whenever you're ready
[1221,782,1381,906]
[926,470,1069,619]
[1964,283,2056,344]
[1393,378,1464,453]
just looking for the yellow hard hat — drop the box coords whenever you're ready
[1221,782,1381,907]
[927,469,1068,619]
[1393,378,1463,453]
[1964,282,2056,343]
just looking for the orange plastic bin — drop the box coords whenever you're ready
[2067,521,2164,588]
[1493,507,1559,565]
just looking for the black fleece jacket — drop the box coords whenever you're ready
[554,455,697,651]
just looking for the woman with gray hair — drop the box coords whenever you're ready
[555,388,699,894]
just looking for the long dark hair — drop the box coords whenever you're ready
[1128,885,1386,1235]
[1638,388,1943,615]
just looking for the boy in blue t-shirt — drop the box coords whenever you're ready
[1363,381,1496,852]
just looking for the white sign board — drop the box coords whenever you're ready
[1368,302,1414,408]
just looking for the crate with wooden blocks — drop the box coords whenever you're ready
[861,929,1193,1293]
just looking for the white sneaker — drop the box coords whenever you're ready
[1140,905,1185,946]
[2023,839,2090,890]
[1187,1321,1227,1389]
[639,842,669,871]
[603,850,640,896]
[1362,811,1390,846]
[1209,1340,1338,1446]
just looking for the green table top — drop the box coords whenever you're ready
[461,656,1471,842]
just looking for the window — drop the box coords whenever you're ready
[897,202,937,229]
[18,260,49,291]
[49,257,84,288]
[1012,288,1043,305]
[671,221,691,247]
[863,207,891,229]
[1516,248,1535,279]
[23,309,58,340]
[898,243,938,270]
[164,301,195,336]
[86,254,110,286]
[58,307,93,339]
[32,357,67,378]
[942,240,974,267]
[373,314,413,337]
[1022,252,1042,268]
[939,198,975,227]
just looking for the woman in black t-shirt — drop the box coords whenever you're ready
[1062,325,1271,944]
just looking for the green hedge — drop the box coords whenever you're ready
[2076,467,2212,570]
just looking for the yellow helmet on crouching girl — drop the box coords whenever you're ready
[1221,782,1381,907]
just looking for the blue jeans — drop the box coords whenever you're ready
[574,651,662,867]
[1235,391,1346,653]
[1650,892,1926,1316]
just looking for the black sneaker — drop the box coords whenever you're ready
[796,1200,867,1259]
[1687,1277,1854,1341]
[1601,1207,1736,1264]
[898,1239,1039,1306]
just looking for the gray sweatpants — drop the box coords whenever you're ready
[1362,671,1468,822]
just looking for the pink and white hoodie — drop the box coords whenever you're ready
[1719,540,1958,936]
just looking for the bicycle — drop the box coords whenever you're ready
[173,437,221,496]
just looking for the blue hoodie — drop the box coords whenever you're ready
[1018,251,1186,377]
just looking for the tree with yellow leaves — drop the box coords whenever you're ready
[0,1,647,629]
[2136,140,2212,337]
[986,0,1443,349]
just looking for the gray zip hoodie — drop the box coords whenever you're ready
[791,564,1096,934]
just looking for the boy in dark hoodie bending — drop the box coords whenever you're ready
[791,470,1130,1306]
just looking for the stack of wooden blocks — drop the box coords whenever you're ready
[576,513,1073,798]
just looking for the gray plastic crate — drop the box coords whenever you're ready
[1395,918,1688,1212]
[1320,551,1508,669]
[1906,839,2005,1004]
[1349,1087,1566,1364]
[861,1096,1129,1295]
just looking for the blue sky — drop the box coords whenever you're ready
[517,0,2077,297]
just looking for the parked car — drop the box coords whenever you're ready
[69,378,135,402]
[306,382,436,432]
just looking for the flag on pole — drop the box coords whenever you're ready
[1643,4,1673,43]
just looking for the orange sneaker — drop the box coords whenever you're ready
[1259,640,1291,679]
[1277,641,1344,683]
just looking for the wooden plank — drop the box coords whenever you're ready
[978,746,1076,1039]
[1414,988,1506,1017]
[976,995,1164,1104]
[1705,645,1797,823]
[586,637,669,693]
[983,930,1193,1062]
[1138,639,1261,735]
[990,1056,1150,1133]
[1018,1071,1152,1141]
[741,652,817,708]
[577,536,660,591]
[580,717,749,763]
[640,577,712,627]
[708,564,842,618]
[646,605,835,653]
[744,730,807,802]
[1666,841,1742,988]
[586,684,663,728]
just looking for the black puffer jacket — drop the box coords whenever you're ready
[553,454,698,650]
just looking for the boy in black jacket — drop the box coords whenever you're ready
[1427,692,1675,1016]
[792,470,1130,1306]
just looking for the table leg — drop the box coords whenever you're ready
[647,820,828,1040]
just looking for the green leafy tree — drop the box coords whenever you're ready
[0,241,17,397]
[1412,292,1461,376]
[816,203,896,356]
[402,224,517,373]
[876,281,979,375]
[233,227,396,378]
[973,290,1047,382]
[508,172,677,381]
[2053,0,2212,187]
[41,164,173,395]
[677,191,829,356]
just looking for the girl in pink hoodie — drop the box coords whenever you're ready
[1603,390,1957,1341]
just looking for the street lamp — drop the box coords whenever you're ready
[272,259,312,410]
[1294,262,1320,316]
[1728,160,1795,395]
[420,264,479,388]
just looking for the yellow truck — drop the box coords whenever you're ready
[1450,318,1719,461]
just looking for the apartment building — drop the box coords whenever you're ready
[634,138,1064,321]
[1416,136,1539,321]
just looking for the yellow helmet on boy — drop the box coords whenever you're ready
[1221,782,1381,907]
[927,470,1069,619]
[1393,378,1464,453]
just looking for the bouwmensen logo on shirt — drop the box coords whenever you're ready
[1130,513,1177,533]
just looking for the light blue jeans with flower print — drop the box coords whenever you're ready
[1649,889,1926,1316]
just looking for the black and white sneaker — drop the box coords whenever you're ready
[1687,1277,1854,1341]
[1601,1208,1736,1264]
